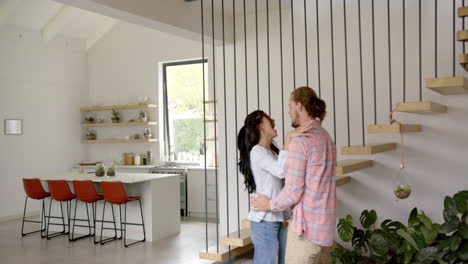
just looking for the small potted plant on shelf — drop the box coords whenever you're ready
[107,160,118,176]
[84,112,96,123]
[139,110,147,122]
[143,128,152,139]
[111,109,120,123]
[85,129,96,140]
[95,163,105,177]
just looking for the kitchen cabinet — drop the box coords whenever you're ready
[187,168,218,218]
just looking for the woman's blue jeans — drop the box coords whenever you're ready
[250,220,286,264]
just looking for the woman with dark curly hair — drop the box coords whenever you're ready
[237,110,312,264]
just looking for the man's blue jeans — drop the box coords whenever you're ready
[250,220,286,264]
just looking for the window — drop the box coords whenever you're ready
[161,59,208,163]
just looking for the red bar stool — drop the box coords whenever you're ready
[71,180,103,243]
[21,178,50,237]
[100,181,146,247]
[46,180,75,239]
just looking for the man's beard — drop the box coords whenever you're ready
[291,111,300,128]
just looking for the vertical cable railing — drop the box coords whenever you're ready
[232,0,241,240]
[372,0,377,124]
[221,1,231,256]
[255,0,260,109]
[279,0,285,142]
[343,0,351,147]
[291,0,296,90]
[330,0,337,143]
[304,0,309,86]
[419,0,422,101]
[358,0,365,146]
[403,0,406,102]
[243,0,250,212]
[210,0,220,254]
[200,0,209,253]
[388,0,393,112]
[435,0,438,78]
[316,0,321,96]
[267,0,271,115]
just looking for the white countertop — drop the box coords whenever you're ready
[35,172,180,184]
[73,165,218,170]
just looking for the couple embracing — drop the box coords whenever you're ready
[237,87,337,264]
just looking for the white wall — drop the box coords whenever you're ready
[86,21,204,164]
[212,0,468,240]
[0,25,87,220]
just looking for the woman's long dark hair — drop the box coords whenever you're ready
[237,110,279,193]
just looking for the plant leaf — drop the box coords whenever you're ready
[397,229,420,250]
[369,231,389,261]
[444,196,458,217]
[440,218,460,234]
[449,234,462,252]
[453,191,468,214]
[360,209,377,229]
[338,215,355,242]
[459,223,468,239]
[414,246,439,264]
[409,207,419,228]
[418,214,433,229]
[331,247,356,264]
[458,240,468,261]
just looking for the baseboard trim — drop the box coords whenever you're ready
[0,211,40,223]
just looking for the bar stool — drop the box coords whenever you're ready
[71,180,103,243]
[21,178,50,237]
[100,181,146,247]
[46,180,75,239]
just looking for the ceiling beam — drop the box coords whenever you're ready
[86,17,117,50]
[41,5,78,42]
[0,0,22,25]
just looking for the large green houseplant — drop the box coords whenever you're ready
[332,191,467,264]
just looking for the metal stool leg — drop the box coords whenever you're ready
[69,199,93,241]
[21,197,47,237]
[45,199,68,239]
[123,200,146,247]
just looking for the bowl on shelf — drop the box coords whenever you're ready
[136,96,148,104]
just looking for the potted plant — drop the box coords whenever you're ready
[332,191,468,264]
[85,129,96,140]
[107,161,118,176]
[95,163,105,177]
[84,113,96,123]
[111,109,120,123]
[139,110,147,122]
[143,128,152,139]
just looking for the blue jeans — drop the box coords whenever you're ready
[250,220,286,264]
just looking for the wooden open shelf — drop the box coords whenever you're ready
[80,104,157,111]
[341,143,397,155]
[368,124,422,134]
[459,7,468,17]
[426,77,468,95]
[336,160,372,175]
[199,244,253,261]
[395,101,447,114]
[220,228,252,247]
[458,30,468,41]
[81,122,157,127]
[81,139,158,143]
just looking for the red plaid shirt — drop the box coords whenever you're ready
[270,120,336,247]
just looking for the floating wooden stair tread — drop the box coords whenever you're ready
[458,30,468,41]
[341,143,397,155]
[203,100,217,104]
[426,76,468,95]
[460,54,468,72]
[368,124,422,134]
[199,244,253,261]
[336,176,351,186]
[241,218,291,229]
[395,101,447,114]
[220,228,252,247]
[458,7,468,17]
[336,160,372,175]
[81,139,158,143]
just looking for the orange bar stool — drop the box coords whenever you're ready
[46,180,76,239]
[71,180,103,243]
[21,178,50,237]
[100,181,146,247]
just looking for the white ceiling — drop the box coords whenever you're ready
[2,0,119,48]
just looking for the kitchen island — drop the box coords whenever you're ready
[36,172,180,241]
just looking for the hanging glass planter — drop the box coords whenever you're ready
[393,166,412,200]
[390,112,412,200]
